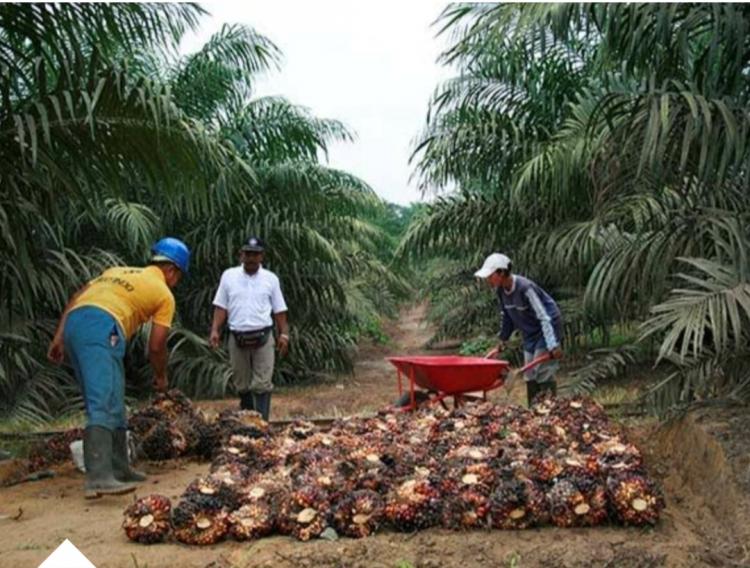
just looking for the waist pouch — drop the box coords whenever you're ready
[232,327,273,349]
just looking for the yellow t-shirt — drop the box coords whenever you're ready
[71,266,176,339]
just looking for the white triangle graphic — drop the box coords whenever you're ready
[37,539,97,568]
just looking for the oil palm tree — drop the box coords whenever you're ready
[404,3,750,408]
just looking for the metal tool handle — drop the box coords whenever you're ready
[518,352,553,374]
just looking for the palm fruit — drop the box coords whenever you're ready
[128,407,167,438]
[441,487,490,530]
[446,445,495,463]
[546,479,581,527]
[209,460,253,483]
[439,460,495,497]
[559,452,601,478]
[139,422,187,461]
[218,409,269,440]
[607,473,665,526]
[383,478,442,532]
[547,476,607,528]
[594,438,644,475]
[172,499,229,545]
[489,478,547,529]
[239,478,289,510]
[527,455,564,483]
[27,428,84,471]
[122,495,172,544]
[332,489,385,538]
[152,389,193,420]
[568,475,608,526]
[182,476,240,512]
[228,502,275,540]
[379,446,422,479]
[278,486,330,541]
[338,449,392,493]
[284,420,318,440]
[292,465,346,503]
[192,420,221,461]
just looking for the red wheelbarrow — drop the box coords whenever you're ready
[386,354,551,411]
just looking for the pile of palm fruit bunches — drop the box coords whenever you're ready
[25,390,220,473]
[122,391,665,545]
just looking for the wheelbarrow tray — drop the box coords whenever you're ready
[387,356,509,395]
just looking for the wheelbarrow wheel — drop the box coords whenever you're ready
[393,390,431,409]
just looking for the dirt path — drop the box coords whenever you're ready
[1,305,748,567]
[201,303,437,420]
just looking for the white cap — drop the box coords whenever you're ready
[474,253,511,278]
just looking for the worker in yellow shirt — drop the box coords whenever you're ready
[47,238,190,498]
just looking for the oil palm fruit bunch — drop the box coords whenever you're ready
[278,486,331,541]
[228,502,275,540]
[607,473,665,526]
[292,466,345,503]
[284,420,318,440]
[527,455,564,483]
[340,448,392,492]
[439,460,495,495]
[152,389,193,420]
[218,409,269,440]
[567,475,608,526]
[379,446,426,479]
[27,428,84,471]
[228,434,279,470]
[182,476,240,512]
[239,478,289,508]
[441,486,490,530]
[383,478,442,532]
[489,477,547,529]
[172,498,229,545]
[139,422,188,461]
[128,407,166,444]
[558,452,600,478]
[553,396,609,422]
[191,419,221,461]
[547,476,607,528]
[122,495,172,544]
[332,489,385,538]
[210,461,253,484]
[594,437,644,476]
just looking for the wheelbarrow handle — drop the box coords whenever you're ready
[518,352,553,374]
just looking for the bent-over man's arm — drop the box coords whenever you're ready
[149,323,170,392]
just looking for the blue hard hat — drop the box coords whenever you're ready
[151,237,191,274]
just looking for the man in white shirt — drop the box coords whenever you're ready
[209,236,289,420]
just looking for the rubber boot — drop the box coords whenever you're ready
[83,426,137,499]
[112,429,146,482]
[254,392,271,421]
[239,391,255,411]
[527,380,557,406]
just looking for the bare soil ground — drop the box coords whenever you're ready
[1,305,749,568]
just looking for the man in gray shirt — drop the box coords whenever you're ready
[210,237,289,420]
[475,253,563,405]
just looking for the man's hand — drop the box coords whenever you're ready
[209,328,221,349]
[485,341,504,359]
[277,334,289,357]
[153,373,168,393]
[551,347,563,359]
[47,335,64,365]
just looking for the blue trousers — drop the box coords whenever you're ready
[63,306,127,429]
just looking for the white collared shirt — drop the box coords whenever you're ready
[212,266,288,331]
